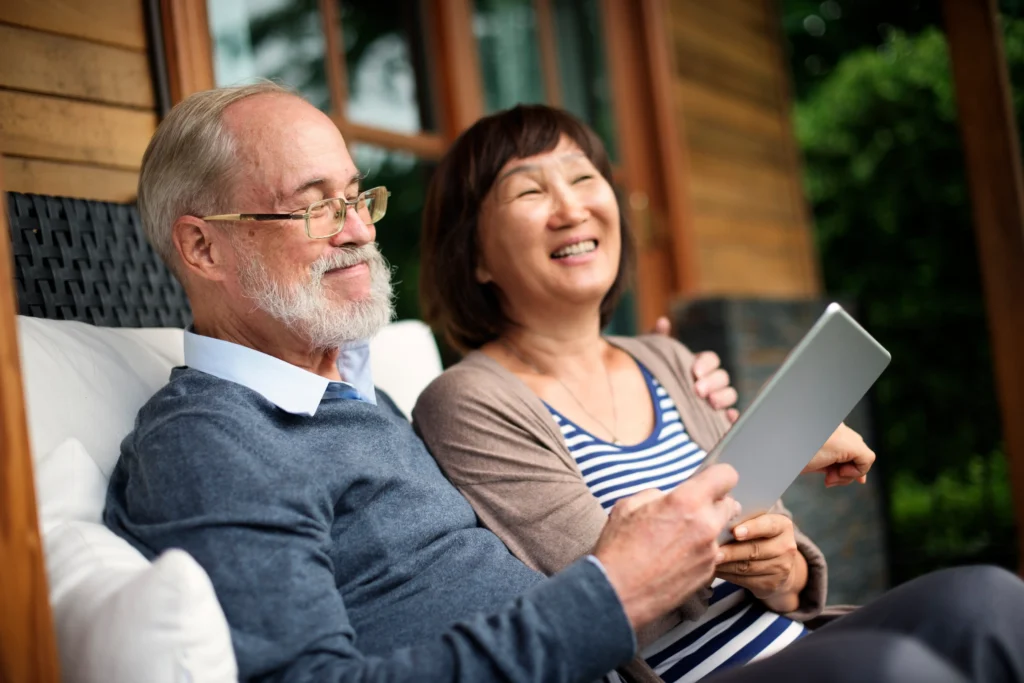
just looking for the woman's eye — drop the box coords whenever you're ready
[516,188,541,198]
[573,175,594,184]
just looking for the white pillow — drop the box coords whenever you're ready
[17,317,184,477]
[41,439,237,683]
[370,319,444,418]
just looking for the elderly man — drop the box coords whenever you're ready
[105,83,1024,683]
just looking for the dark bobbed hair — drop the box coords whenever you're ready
[419,104,635,353]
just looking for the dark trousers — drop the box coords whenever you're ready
[705,565,1024,683]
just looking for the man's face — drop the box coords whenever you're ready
[220,94,393,348]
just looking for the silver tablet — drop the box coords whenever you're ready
[696,303,891,542]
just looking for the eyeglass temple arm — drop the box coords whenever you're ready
[201,213,304,221]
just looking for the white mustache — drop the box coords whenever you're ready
[310,244,381,280]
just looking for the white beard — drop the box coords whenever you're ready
[237,242,395,350]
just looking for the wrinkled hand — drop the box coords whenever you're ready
[802,423,875,487]
[715,513,806,613]
[595,464,741,631]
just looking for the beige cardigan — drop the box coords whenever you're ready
[412,336,829,679]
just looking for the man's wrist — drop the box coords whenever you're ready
[584,555,639,651]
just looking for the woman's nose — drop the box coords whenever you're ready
[550,188,588,228]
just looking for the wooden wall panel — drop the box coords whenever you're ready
[0,91,156,168]
[0,24,154,108]
[667,0,819,297]
[0,0,146,50]
[2,157,140,202]
[0,4,155,202]
[697,230,816,297]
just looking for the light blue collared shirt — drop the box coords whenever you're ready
[183,330,377,416]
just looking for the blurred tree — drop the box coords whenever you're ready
[783,0,1024,99]
[793,21,1024,581]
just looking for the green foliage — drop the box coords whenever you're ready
[793,25,1019,579]
[890,450,1015,556]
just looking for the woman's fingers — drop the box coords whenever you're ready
[691,351,722,381]
[731,513,789,541]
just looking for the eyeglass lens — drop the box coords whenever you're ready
[307,187,388,238]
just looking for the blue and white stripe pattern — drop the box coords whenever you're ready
[547,363,807,682]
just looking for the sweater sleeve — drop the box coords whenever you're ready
[413,367,611,577]
[104,406,635,683]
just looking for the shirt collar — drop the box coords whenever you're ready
[183,330,377,416]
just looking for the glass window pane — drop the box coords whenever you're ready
[339,0,437,133]
[551,0,619,161]
[474,0,546,111]
[208,0,331,112]
[350,145,434,321]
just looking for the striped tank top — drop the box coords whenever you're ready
[547,362,807,682]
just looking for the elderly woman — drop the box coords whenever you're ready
[412,105,1024,683]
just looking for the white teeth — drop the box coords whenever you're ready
[552,240,597,258]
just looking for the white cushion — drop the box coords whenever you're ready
[16,315,444,682]
[369,319,444,418]
[42,439,237,683]
[18,317,185,477]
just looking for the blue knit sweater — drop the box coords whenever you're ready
[104,367,635,682]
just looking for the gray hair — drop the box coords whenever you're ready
[137,81,296,275]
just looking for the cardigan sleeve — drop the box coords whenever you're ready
[412,365,610,576]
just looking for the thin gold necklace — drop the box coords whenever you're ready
[501,338,622,445]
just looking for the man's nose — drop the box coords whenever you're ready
[328,207,376,247]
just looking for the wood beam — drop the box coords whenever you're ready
[0,170,60,682]
[534,0,563,107]
[943,0,1024,575]
[426,0,485,142]
[641,0,699,295]
[602,0,693,328]
[320,0,349,118]
[159,0,215,104]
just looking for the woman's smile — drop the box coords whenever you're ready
[550,238,599,265]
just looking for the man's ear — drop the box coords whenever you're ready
[173,216,231,282]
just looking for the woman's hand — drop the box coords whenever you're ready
[651,315,738,420]
[715,513,807,613]
[802,423,876,486]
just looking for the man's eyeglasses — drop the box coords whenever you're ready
[201,186,390,239]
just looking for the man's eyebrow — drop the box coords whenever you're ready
[289,171,366,199]
[291,177,326,198]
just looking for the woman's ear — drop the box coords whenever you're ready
[475,261,493,284]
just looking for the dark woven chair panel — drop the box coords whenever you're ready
[7,192,192,328]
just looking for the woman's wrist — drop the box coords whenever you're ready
[763,551,809,614]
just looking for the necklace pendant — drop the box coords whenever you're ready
[612,438,622,446]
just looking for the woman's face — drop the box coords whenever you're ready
[475,135,621,321]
